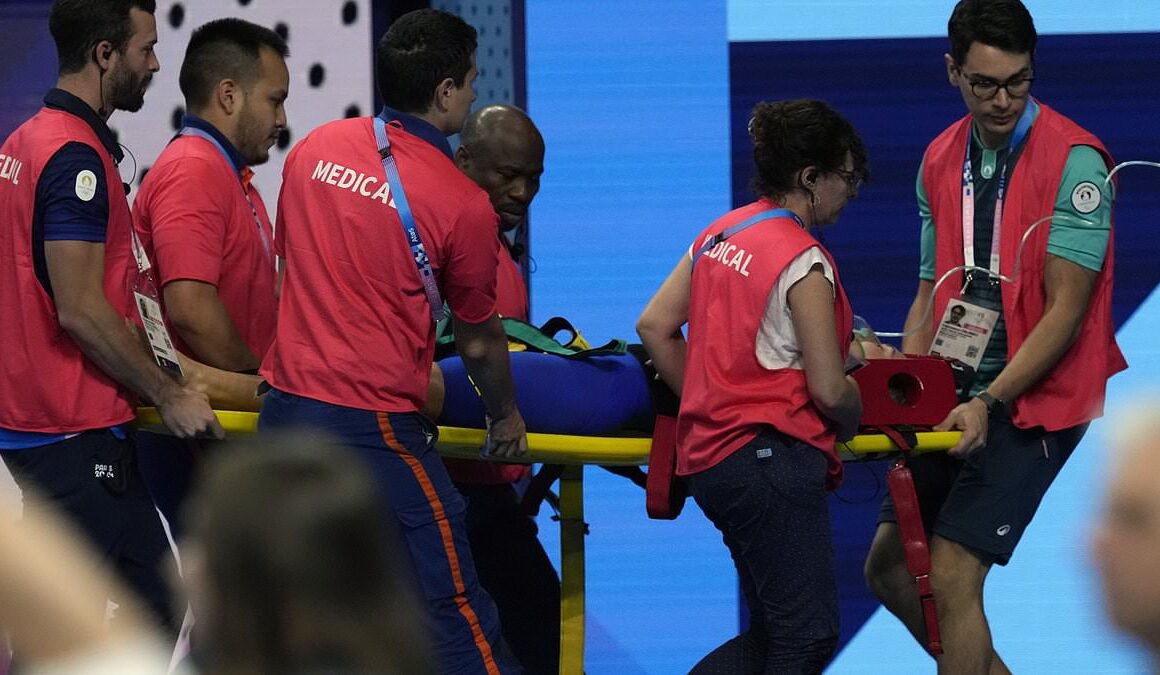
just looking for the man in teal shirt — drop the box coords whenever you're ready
[864,1,1124,673]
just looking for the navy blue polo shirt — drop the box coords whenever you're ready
[1,89,127,450]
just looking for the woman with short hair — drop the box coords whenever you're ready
[637,99,869,674]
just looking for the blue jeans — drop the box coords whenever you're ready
[688,428,838,674]
[259,388,521,675]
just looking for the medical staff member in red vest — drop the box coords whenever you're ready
[0,0,221,637]
[258,9,527,674]
[863,2,1124,672]
[132,17,287,539]
[447,104,558,674]
[638,99,866,673]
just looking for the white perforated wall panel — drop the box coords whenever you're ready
[115,0,374,218]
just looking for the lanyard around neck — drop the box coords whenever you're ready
[960,99,1038,277]
[373,115,445,323]
[177,127,273,264]
[690,208,802,272]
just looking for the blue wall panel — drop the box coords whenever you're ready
[526,3,739,672]
[730,32,1160,335]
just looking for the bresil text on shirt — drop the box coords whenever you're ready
[0,154,24,185]
[310,160,395,208]
[700,236,753,277]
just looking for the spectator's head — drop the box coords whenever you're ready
[1093,405,1160,656]
[182,434,434,674]
[748,99,868,228]
[945,0,1037,147]
[49,0,159,113]
[375,9,477,135]
[179,18,290,165]
[456,105,545,231]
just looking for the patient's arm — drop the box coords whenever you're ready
[178,353,263,412]
[177,357,446,420]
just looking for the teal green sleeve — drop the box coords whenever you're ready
[917,159,936,281]
[1046,145,1113,272]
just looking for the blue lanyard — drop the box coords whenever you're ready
[373,115,445,323]
[177,127,273,264]
[960,99,1037,276]
[690,208,802,271]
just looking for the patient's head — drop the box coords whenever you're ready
[182,434,433,674]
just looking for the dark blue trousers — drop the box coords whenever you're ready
[259,388,521,675]
[688,428,838,675]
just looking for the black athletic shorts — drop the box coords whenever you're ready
[877,408,1087,566]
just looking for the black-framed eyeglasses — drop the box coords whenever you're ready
[830,168,862,192]
[957,67,1035,101]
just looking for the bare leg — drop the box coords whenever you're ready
[864,522,930,647]
[929,536,996,675]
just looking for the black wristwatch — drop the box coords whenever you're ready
[974,390,1005,413]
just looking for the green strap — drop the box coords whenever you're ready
[501,317,628,358]
[435,315,627,358]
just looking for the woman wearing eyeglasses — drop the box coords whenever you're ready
[636,99,868,673]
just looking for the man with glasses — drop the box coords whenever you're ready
[864,1,1124,673]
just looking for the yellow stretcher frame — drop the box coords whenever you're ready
[136,409,959,674]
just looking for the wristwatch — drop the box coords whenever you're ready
[974,390,1005,413]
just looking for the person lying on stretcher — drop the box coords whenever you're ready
[173,331,902,435]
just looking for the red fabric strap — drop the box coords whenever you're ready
[888,458,943,655]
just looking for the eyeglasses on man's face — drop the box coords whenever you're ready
[957,67,1034,101]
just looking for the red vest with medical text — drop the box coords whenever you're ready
[923,101,1126,431]
[677,199,852,489]
[263,118,500,413]
[0,108,136,432]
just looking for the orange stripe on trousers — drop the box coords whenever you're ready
[377,413,501,675]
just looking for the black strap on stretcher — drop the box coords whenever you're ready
[874,425,944,656]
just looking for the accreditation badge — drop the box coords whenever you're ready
[129,231,183,376]
[133,290,183,376]
[928,299,999,371]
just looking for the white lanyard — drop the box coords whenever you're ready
[960,99,1038,277]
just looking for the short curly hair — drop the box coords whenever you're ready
[748,99,869,201]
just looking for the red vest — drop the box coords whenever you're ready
[923,102,1126,431]
[677,200,852,489]
[494,243,529,321]
[0,108,136,432]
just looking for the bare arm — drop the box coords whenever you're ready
[453,313,526,458]
[901,278,935,355]
[178,353,263,412]
[45,241,223,438]
[987,254,1097,401]
[788,267,862,441]
[636,255,692,397]
[164,279,260,371]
